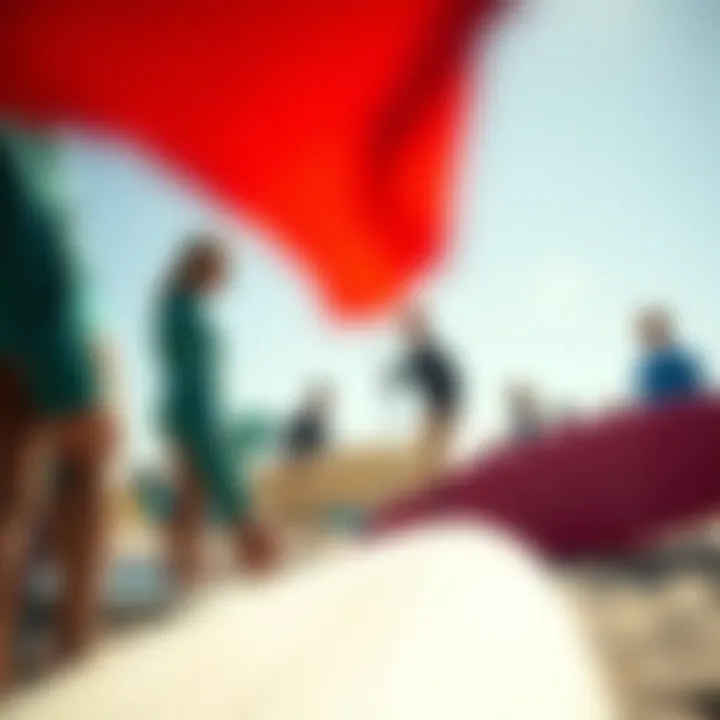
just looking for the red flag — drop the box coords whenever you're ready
[1,0,501,317]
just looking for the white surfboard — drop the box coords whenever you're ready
[3,524,617,720]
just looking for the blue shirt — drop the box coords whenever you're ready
[636,344,705,406]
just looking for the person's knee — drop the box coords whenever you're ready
[56,467,105,514]
[0,461,38,529]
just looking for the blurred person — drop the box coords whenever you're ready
[281,385,369,537]
[505,381,544,441]
[156,237,276,588]
[255,309,462,525]
[283,384,334,461]
[634,306,707,406]
[271,383,336,535]
[551,404,582,431]
[386,306,462,475]
[0,122,116,691]
[545,403,584,437]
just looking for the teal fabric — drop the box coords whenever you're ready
[177,422,249,525]
[137,414,276,526]
[158,289,219,436]
[0,122,97,416]
[157,286,248,523]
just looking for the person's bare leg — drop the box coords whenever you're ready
[416,412,456,483]
[169,453,206,590]
[0,373,42,693]
[52,451,108,662]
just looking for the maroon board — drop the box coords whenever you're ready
[375,399,720,558]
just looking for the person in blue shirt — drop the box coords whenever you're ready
[634,306,707,406]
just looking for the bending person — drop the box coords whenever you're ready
[156,237,275,587]
[0,122,116,691]
[386,306,462,477]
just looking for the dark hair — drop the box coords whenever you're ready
[171,233,227,289]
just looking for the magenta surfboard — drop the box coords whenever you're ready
[376,399,720,558]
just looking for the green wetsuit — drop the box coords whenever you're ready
[0,122,97,417]
[138,414,277,526]
[157,286,249,523]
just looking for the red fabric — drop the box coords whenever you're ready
[0,0,500,318]
[376,400,720,558]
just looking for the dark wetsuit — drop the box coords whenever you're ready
[283,409,327,459]
[391,342,461,416]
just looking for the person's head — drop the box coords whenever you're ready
[636,306,674,351]
[303,382,335,416]
[174,233,230,294]
[505,382,541,422]
[399,305,432,345]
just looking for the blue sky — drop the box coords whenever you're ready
[61,0,720,466]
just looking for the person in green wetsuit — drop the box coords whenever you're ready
[156,237,276,587]
[0,122,116,691]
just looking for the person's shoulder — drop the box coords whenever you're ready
[163,286,197,315]
[668,343,701,368]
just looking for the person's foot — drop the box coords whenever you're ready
[53,625,99,668]
[235,522,279,576]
